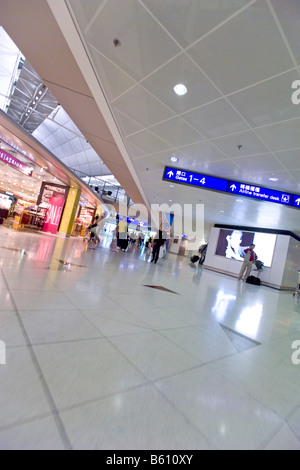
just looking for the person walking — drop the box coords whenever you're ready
[199,243,208,265]
[151,229,165,264]
[87,215,99,245]
[238,244,258,281]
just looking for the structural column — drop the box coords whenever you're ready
[59,187,81,236]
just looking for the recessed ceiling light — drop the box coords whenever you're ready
[170,156,179,162]
[174,84,188,96]
[169,185,174,188]
[269,177,279,182]
[236,199,243,202]
[220,210,225,213]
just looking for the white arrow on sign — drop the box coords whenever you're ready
[167,171,174,178]
[230,184,237,191]
[295,198,300,206]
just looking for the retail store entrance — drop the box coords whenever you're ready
[0,145,69,233]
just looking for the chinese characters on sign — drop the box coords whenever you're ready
[164,167,228,192]
[163,166,300,209]
[228,181,293,206]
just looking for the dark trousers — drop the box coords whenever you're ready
[152,244,160,263]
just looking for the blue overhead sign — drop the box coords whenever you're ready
[292,195,300,208]
[163,166,300,210]
[227,182,293,206]
[163,167,228,192]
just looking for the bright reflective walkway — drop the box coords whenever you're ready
[0,227,299,450]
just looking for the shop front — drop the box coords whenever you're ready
[0,145,70,233]
[0,119,103,238]
[72,204,96,237]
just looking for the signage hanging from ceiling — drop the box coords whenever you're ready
[163,167,228,192]
[0,149,33,176]
[292,195,300,208]
[227,181,293,206]
[163,166,300,209]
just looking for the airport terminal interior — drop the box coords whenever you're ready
[0,0,300,450]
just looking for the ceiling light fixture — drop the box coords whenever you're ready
[174,84,188,96]
[269,177,279,182]
[170,156,179,163]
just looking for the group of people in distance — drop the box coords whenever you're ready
[87,212,167,263]
[86,217,259,279]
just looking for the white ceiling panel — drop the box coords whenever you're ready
[112,85,175,127]
[149,117,205,147]
[88,161,109,175]
[228,70,300,127]
[77,163,92,175]
[290,170,300,187]
[148,149,187,166]
[60,141,74,157]
[255,118,300,152]
[141,0,251,48]
[213,130,270,158]
[141,53,221,114]
[133,156,165,173]
[197,159,244,180]
[233,153,285,174]
[255,170,300,192]
[112,110,144,137]
[125,141,148,160]
[183,99,250,138]
[177,141,229,165]
[68,0,106,33]
[125,130,172,155]
[88,47,136,102]
[275,149,300,171]
[83,0,180,81]
[270,0,300,65]
[188,1,295,95]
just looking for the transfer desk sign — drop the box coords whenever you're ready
[163,166,300,210]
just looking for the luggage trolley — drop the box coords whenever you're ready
[293,270,300,298]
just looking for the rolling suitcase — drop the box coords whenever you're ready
[190,255,200,263]
[246,275,261,286]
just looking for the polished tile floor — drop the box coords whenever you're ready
[0,227,300,450]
